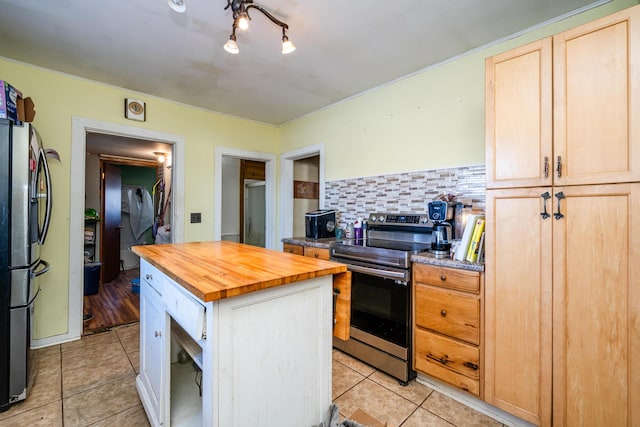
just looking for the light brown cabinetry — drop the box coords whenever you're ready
[484,6,640,426]
[283,243,303,255]
[304,246,330,260]
[486,6,640,189]
[413,264,483,397]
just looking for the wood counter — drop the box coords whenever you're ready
[132,241,347,302]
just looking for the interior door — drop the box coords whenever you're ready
[102,163,121,282]
[244,181,265,247]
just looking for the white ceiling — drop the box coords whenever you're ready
[0,0,604,125]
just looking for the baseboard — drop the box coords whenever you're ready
[415,373,536,427]
[31,332,81,349]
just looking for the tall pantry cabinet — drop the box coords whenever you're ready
[484,5,640,427]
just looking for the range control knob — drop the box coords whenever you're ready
[378,215,385,222]
[369,216,377,222]
[422,217,429,224]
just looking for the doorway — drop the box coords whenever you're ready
[83,135,172,334]
[280,144,325,247]
[53,117,185,347]
[214,147,276,249]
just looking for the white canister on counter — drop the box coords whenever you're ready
[346,222,354,239]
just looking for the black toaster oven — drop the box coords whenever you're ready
[305,210,336,239]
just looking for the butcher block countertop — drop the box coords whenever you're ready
[132,241,347,303]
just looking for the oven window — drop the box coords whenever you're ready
[350,271,409,348]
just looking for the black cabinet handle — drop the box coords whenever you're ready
[427,354,450,365]
[540,192,551,220]
[554,191,565,220]
[463,361,479,370]
[556,155,562,178]
[544,156,549,178]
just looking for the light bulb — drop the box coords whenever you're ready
[238,15,249,30]
[167,0,186,13]
[282,37,296,54]
[224,38,239,54]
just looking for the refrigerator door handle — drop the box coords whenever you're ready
[13,288,41,310]
[32,259,50,278]
[37,148,52,245]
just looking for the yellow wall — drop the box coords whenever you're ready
[0,0,636,340]
[279,0,639,181]
[0,59,279,339]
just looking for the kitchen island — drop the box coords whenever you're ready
[132,241,349,427]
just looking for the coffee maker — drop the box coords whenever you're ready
[428,201,453,258]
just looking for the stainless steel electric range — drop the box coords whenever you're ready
[329,213,434,384]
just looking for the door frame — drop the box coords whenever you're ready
[214,147,276,249]
[61,117,184,344]
[279,144,325,248]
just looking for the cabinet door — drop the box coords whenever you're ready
[554,6,640,185]
[484,188,553,426]
[332,271,351,341]
[485,38,553,189]
[139,279,168,426]
[552,183,640,426]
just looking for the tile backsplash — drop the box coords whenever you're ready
[325,164,486,225]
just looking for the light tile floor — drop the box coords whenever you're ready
[0,323,503,426]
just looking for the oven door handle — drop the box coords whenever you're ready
[347,264,408,282]
[331,252,404,268]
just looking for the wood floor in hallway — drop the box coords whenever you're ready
[83,267,140,335]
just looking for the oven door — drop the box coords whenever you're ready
[343,261,410,349]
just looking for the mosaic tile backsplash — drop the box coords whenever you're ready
[325,164,486,225]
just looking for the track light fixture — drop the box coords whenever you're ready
[167,0,295,55]
[223,0,296,55]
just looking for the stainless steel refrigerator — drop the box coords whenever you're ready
[0,118,52,412]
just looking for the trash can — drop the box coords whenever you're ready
[84,262,101,296]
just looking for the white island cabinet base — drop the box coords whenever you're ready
[137,259,333,427]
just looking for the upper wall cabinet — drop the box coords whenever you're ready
[486,5,640,189]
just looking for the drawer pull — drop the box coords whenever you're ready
[146,274,153,280]
[463,361,478,370]
[427,353,450,365]
[154,330,162,338]
[440,310,447,317]
[440,275,446,281]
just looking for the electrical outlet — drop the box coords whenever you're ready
[190,212,201,223]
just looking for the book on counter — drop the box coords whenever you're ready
[466,217,485,263]
[455,214,484,262]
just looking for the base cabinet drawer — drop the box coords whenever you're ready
[283,243,303,255]
[414,329,480,396]
[414,264,480,294]
[414,328,480,379]
[415,284,480,345]
[304,247,330,260]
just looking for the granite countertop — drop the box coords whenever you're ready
[411,251,485,272]
[132,241,347,302]
[282,237,484,272]
[281,237,339,249]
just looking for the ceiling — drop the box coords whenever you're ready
[0,0,604,126]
